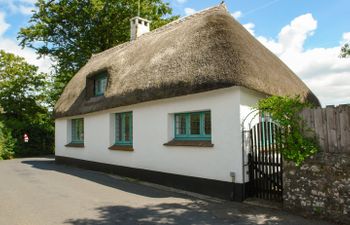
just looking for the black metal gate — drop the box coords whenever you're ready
[248,115,283,202]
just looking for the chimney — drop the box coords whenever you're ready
[130,17,151,41]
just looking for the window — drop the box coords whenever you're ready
[71,118,84,143]
[94,73,107,96]
[174,111,211,140]
[115,112,133,146]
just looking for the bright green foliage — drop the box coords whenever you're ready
[256,96,319,166]
[340,43,350,58]
[0,122,16,160]
[0,50,54,158]
[18,0,178,102]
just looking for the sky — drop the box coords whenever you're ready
[0,0,349,106]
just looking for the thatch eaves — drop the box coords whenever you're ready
[54,4,319,118]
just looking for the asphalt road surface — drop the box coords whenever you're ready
[0,157,335,225]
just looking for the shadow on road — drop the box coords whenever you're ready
[20,158,334,225]
[63,202,284,225]
[22,158,176,199]
[64,202,229,225]
[63,201,334,225]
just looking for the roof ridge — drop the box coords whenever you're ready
[90,3,227,59]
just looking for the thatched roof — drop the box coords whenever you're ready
[54,4,319,118]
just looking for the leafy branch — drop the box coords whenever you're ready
[340,43,350,58]
[256,96,319,166]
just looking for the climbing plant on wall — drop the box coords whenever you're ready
[256,96,319,166]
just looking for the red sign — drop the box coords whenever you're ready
[24,133,29,143]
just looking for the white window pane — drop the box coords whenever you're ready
[176,114,186,135]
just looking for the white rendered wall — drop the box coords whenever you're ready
[239,88,267,183]
[55,87,262,183]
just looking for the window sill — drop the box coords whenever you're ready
[163,140,214,147]
[108,145,134,152]
[65,143,84,148]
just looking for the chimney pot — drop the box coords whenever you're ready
[130,17,151,41]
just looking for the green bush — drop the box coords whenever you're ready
[256,96,319,166]
[0,123,15,160]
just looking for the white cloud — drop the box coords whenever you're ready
[231,11,242,19]
[342,32,350,43]
[243,23,255,36]
[0,12,10,36]
[19,0,36,4]
[176,0,187,4]
[279,13,317,53]
[18,5,35,15]
[184,8,197,16]
[0,0,36,15]
[0,11,52,73]
[247,13,350,106]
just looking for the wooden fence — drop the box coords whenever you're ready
[300,105,350,153]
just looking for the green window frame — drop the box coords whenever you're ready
[94,73,107,96]
[71,118,84,143]
[115,112,133,146]
[174,111,211,141]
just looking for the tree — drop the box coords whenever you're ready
[340,43,350,58]
[0,50,54,157]
[18,0,178,102]
[0,121,16,160]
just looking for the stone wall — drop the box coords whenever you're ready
[283,105,350,224]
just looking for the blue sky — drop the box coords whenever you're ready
[170,0,350,50]
[0,0,350,105]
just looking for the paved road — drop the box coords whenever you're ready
[0,157,334,225]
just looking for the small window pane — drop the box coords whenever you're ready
[72,120,77,141]
[176,114,186,135]
[95,79,100,94]
[94,74,107,96]
[115,114,122,142]
[72,118,84,143]
[79,119,84,140]
[129,113,133,141]
[101,77,107,91]
[204,112,211,135]
[125,113,130,142]
[115,112,133,145]
[190,114,200,135]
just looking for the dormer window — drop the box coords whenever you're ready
[94,72,107,96]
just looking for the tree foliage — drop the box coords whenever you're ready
[0,122,16,160]
[256,96,319,166]
[340,43,350,58]
[18,0,178,102]
[0,50,54,158]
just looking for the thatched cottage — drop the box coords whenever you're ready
[54,4,319,201]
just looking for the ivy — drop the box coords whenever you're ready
[256,96,319,166]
